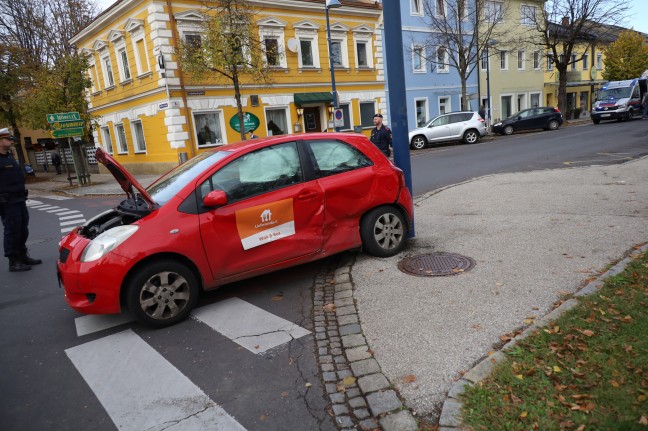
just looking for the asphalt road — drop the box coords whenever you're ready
[2,119,646,430]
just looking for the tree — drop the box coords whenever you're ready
[602,30,648,81]
[521,0,630,113]
[417,0,511,110]
[178,0,275,141]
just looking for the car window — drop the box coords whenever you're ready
[201,141,303,203]
[518,110,531,118]
[431,115,450,126]
[462,113,473,121]
[448,114,466,124]
[307,139,373,178]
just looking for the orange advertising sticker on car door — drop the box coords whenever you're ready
[235,198,296,250]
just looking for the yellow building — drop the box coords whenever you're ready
[71,0,385,174]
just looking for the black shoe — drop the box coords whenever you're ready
[9,258,31,272]
[22,254,42,265]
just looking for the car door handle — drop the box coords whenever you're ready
[297,190,319,200]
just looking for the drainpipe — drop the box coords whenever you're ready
[166,0,196,159]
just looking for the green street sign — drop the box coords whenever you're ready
[51,128,84,138]
[229,112,260,133]
[47,112,81,123]
[52,120,85,130]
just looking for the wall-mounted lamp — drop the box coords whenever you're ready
[297,107,304,119]
[328,105,335,117]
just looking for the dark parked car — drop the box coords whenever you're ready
[492,107,563,135]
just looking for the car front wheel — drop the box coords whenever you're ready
[360,207,408,257]
[503,125,514,135]
[410,135,427,150]
[462,129,480,144]
[547,119,560,130]
[126,260,199,328]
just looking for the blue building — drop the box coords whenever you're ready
[383,0,479,132]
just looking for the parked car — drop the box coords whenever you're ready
[408,111,487,149]
[492,107,563,135]
[57,133,413,328]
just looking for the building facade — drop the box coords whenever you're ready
[71,0,385,174]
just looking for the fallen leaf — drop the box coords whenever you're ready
[553,366,562,373]
[621,315,633,323]
[576,425,586,431]
[260,414,269,421]
[305,382,312,388]
[520,411,528,418]
[271,294,284,301]
[610,380,620,387]
[401,374,417,384]
[639,416,648,425]
[281,391,289,398]
[580,329,595,337]
[343,376,357,386]
[322,303,336,313]
[451,268,464,273]
[516,374,524,380]
[255,345,260,349]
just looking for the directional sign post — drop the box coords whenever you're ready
[47,112,81,123]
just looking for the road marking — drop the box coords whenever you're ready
[75,314,133,337]
[191,297,311,354]
[29,204,55,209]
[59,213,82,219]
[60,219,86,227]
[46,208,71,213]
[61,226,77,234]
[66,330,246,431]
[43,195,72,200]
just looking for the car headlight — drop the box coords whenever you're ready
[81,225,139,262]
[494,122,502,127]
[617,103,626,109]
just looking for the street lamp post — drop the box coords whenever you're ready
[325,0,341,132]
[485,39,497,129]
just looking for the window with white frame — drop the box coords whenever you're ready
[485,1,504,23]
[266,108,288,136]
[533,51,540,69]
[582,53,588,70]
[258,17,288,68]
[101,126,114,154]
[331,41,343,67]
[118,48,132,82]
[89,62,99,92]
[480,49,488,70]
[328,25,349,69]
[439,97,450,114]
[101,55,115,88]
[571,54,578,70]
[295,21,321,69]
[194,112,225,147]
[596,52,602,69]
[131,120,146,152]
[300,40,315,67]
[415,99,428,127]
[500,50,508,70]
[359,101,376,127]
[520,5,536,26]
[411,0,422,15]
[126,19,150,76]
[114,123,128,154]
[185,33,202,52]
[547,53,554,70]
[456,0,468,20]
[530,92,541,108]
[435,0,445,16]
[352,26,374,69]
[437,47,449,73]
[412,45,425,72]
[501,95,512,118]
[356,41,368,67]
[517,50,525,70]
[338,103,352,130]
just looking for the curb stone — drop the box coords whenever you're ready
[438,242,648,430]
[314,253,417,431]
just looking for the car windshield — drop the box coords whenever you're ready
[598,87,632,100]
[147,150,231,205]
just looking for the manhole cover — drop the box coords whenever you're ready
[398,253,475,277]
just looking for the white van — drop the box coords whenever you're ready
[591,78,648,124]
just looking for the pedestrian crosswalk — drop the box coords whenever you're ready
[27,199,86,233]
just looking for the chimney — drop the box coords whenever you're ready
[561,16,569,26]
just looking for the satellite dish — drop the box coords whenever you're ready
[287,38,298,53]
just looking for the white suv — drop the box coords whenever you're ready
[408,111,487,150]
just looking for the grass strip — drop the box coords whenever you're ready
[461,249,648,430]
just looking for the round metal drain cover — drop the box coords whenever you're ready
[398,253,475,277]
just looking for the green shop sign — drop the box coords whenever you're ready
[229,112,260,133]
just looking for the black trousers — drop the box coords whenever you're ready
[1,201,29,258]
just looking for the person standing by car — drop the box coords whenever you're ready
[0,128,41,272]
[642,91,648,120]
[370,113,392,157]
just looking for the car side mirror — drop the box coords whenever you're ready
[203,190,227,208]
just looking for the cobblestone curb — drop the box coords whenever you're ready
[438,242,648,430]
[314,253,418,431]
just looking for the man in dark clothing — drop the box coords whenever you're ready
[369,113,392,157]
[0,128,41,272]
[51,151,62,174]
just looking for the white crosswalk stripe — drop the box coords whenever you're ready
[27,198,86,233]
[60,219,86,227]
[66,330,247,431]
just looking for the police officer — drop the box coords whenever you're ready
[0,128,41,272]
[369,113,392,157]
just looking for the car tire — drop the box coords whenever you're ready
[126,259,199,328]
[547,119,560,130]
[503,125,514,135]
[410,135,427,150]
[593,119,600,124]
[360,206,408,258]
[462,129,480,144]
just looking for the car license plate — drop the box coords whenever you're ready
[601,114,610,117]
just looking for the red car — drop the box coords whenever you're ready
[57,133,413,327]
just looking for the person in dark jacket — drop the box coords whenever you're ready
[51,151,62,174]
[0,128,41,271]
[369,113,392,157]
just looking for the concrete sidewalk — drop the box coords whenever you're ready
[25,154,648,428]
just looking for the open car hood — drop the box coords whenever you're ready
[95,147,157,210]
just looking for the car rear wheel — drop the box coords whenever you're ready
[547,119,560,130]
[410,135,427,150]
[462,129,480,144]
[126,260,199,328]
[503,125,514,135]
[360,206,408,257]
